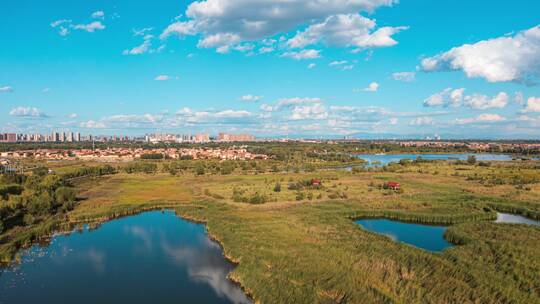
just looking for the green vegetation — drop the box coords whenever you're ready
[1,146,540,303]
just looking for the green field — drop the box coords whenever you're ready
[1,158,540,303]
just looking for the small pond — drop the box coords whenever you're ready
[356,213,539,253]
[496,213,540,226]
[355,219,453,252]
[0,210,251,304]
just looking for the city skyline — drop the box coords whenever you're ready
[1,0,540,139]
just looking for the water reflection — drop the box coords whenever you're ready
[163,238,250,304]
[0,211,251,304]
[495,213,540,226]
[356,219,453,252]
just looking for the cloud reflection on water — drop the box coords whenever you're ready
[161,238,251,304]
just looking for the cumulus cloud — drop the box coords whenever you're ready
[290,103,328,120]
[73,21,105,33]
[287,14,407,50]
[280,49,321,60]
[455,113,506,125]
[308,63,317,69]
[523,97,540,112]
[80,120,106,129]
[67,113,78,119]
[423,88,464,107]
[51,17,105,35]
[363,82,379,92]
[91,11,105,19]
[123,36,153,55]
[0,86,13,93]
[392,72,415,82]
[159,0,399,53]
[240,95,263,102]
[9,107,48,118]
[464,92,508,110]
[420,25,540,83]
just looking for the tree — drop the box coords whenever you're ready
[55,187,77,205]
[273,182,281,192]
[467,155,477,165]
[195,164,205,175]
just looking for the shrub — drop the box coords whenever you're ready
[248,192,267,204]
[140,153,164,160]
[273,182,281,192]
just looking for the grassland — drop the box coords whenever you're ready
[2,159,540,303]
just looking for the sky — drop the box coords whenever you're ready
[1,0,540,139]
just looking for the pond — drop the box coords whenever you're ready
[496,213,540,226]
[355,153,513,167]
[355,219,453,252]
[0,211,251,304]
[356,213,539,253]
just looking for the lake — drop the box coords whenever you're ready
[355,153,513,167]
[355,219,452,252]
[0,211,251,304]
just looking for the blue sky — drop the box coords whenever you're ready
[1,0,540,139]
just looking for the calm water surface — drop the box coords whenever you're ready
[356,219,452,252]
[496,213,540,226]
[355,153,513,167]
[0,211,250,304]
[357,213,539,253]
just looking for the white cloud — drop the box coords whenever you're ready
[280,49,321,60]
[133,27,154,37]
[409,117,434,126]
[123,38,152,55]
[80,120,106,129]
[91,11,105,19]
[329,60,347,66]
[308,63,317,69]
[155,75,171,81]
[73,21,105,33]
[464,92,508,110]
[104,114,163,124]
[240,95,263,102]
[363,82,379,92]
[287,14,407,50]
[329,60,354,71]
[67,113,78,119]
[42,87,51,93]
[259,46,274,54]
[0,86,13,93]
[392,71,415,82]
[455,114,505,125]
[421,25,540,83]
[9,107,48,118]
[423,88,464,107]
[523,97,540,112]
[290,103,328,120]
[389,118,398,125]
[160,0,398,52]
[51,18,105,36]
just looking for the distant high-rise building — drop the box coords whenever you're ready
[218,133,255,142]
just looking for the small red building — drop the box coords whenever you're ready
[384,181,401,190]
[311,179,322,186]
